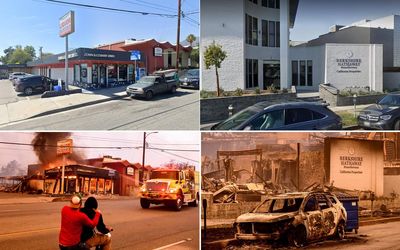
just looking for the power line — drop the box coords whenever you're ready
[42,0,177,18]
[0,141,199,152]
[119,0,177,13]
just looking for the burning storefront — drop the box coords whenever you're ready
[44,164,116,195]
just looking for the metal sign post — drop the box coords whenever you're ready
[57,139,73,194]
[131,50,141,81]
[59,11,75,90]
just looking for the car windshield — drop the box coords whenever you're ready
[151,171,179,180]
[378,95,400,106]
[186,69,199,77]
[254,197,304,213]
[136,77,155,84]
[213,107,259,130]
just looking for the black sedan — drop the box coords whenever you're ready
[179,69,199,89]
[358,93,400,130]
[211,102,342,130]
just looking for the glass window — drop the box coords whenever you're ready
[285,108,313,125]
[313,111,325,120]
[268,0,275,8]
[73,65,80,82]
[249,0,258,4]
[92,64,98,84]
[248,110,284,130]
[276,22,280,47]
[268,21,275,47]
[246,59,258,88]
[292,61,298,86]
[300,60,306,86]
[213,106,259,130]
[307,60,313,86]
[262,0,267,7]
[128,64,134,81]
[246,14,258,46]
[276,0,280,8]
[262,20,268,47]
[107,65,117,83]
[118,64,128,82]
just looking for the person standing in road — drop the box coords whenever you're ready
[59,196,101,250]
[80,197,112,250]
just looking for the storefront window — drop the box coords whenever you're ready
[92,64,98,84]
[98,179,105,193]
[107,65,117,84]
[246,59,258,89]
[105,180,112,194]
[300,60,306,86]
[89,178,97,193]
[74,65,80,82]
[128,64,134,81]
[292,61,298,86]
[80,64,88,83]
[307,60,313,86]
[118,64,127,82]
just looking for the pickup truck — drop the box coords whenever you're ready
[126,74,178,100]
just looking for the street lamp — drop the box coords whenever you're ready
[141,132,158,183]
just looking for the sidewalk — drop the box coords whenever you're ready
[0,192,137,205]
[0,86,127,126]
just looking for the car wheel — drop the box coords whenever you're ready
[145,91,153,100]
[289,226,307,248]
[140,198,150,209]
[188,198,197,207]
[336,221,345,240]
[171,86,177,94]
[24,87,33,96]
[394,119,400,130]
[173,195,183,211]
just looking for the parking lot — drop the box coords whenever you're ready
[0,79,41,105]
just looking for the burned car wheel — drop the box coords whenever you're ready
[289,226,307,248]
[140,198,150,209]
[335,221,345,240]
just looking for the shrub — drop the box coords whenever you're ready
[254,87,261,94]
[234,88,243,96]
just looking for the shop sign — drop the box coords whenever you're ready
[336,51,362,73]
[59,11,75,37]
[130,50,141,61]
[127,167,134,176]
[83,52,116,59]
[154,47,163,57]
[108,169,116,177]
[58,52,78,61]
[57,139,73,155]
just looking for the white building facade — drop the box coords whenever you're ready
[201,0,400,92]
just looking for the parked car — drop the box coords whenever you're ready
[9,72,30,81]
[358,93,400,130]
[211,102,342,130]
[126,73,178,100]
[14,75,61,95]
[179,69,199,89]
[234,192,347,247]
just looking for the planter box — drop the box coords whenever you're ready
[200,93,296,123]
[41,89,82,98]
[319,84,385,107]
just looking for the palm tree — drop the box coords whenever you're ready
[186,34,196,47]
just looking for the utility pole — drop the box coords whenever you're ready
[175,0,182,70]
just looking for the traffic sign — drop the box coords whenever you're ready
[130,50,141,61]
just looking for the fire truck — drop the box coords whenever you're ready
[139,167,199,211]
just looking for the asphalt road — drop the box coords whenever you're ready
[0,89,199,130]
[214,221,400,250]
[0,199,199,250]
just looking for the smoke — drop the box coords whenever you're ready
[31,132,85,167]
[0,160,25,177]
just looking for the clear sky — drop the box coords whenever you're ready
[291,0,400,41]
[0,0,199,56]
[0,131,200,176]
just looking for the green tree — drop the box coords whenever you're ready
[186,34,196,47]
[0,45,36,64]
[190,48,199,66]
[204,41,227,97]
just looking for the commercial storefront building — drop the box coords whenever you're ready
[28,48,140,87]
[201,0,398,92]
[27,39,192,86]
[44,164,117,195]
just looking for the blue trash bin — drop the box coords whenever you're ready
[53,85,61,92]
[335,192,359,234]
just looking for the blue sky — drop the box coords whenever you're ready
[292,0,400,41]
[0,0,199,56]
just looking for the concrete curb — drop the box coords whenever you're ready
[27,94,126,120]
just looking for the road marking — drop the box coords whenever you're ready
[0,227,58,238]
[153,238,192,250]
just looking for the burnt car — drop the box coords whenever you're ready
[358,93,400,130]
[179,69,199,89]
[234,192,347,247]
[211,102,342,130]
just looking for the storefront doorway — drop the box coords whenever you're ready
[263,62,280,90]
